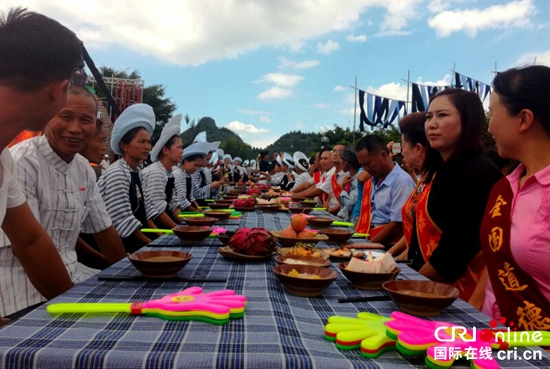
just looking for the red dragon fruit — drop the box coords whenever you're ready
[245,228,277,256]
[234,198,256,208]
[228,228,250,254]
[246,187,261,196]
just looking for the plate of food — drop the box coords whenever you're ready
[278,243,329,260]
[322,246,365,260]
[274,255,331,267]
[217,246,275,262]
[270,230,328,247]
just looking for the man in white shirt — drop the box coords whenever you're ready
[0,8,84,319]
[0,86,127,317]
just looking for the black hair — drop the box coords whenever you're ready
[398,112,443,182]
[429,88,484,161]
[0,7,82,92]
[158,134,182,159]
[309,156,315,165]
[355,135,389,155]
[183,154,204,163]
[340,148,360,171]
[492,65,550,136]
[260,150,269,158]
[120,127,147,146]
[318,148,331,158]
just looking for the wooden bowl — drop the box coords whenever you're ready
[306,217,334,228]
[270,230,329,247]
[204,211,231,220]
[299,200,316,208]
[209,203,231,209]
[338,263,401,290]
[257,204,281,213]
[172,225,212,243]
[289,207,312,214]
[382,280,460,316]
[128,250,192,278]
[290,197,306,202]
[273,264,337,297]
[181,217,218,227]
[318,229,354,244]
[216,232,235,245]
[275,255,331,267]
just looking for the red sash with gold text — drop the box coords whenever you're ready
[356,179,373,234]
[416,180,484,301]
[480,177,550,330]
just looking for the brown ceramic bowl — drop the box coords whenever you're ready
[204,211,231,220]
[275,255,331,267]
[290,196,306,202]
[299,200,317,208]
[224,194,238,199]
[306,217,334,229]
[270,230,329,247]
[216,232,235,245]
[338,263,401,290]
[289,207,312,214]
[128,250,192,278]
[257,204,281,213]
[172,225,212,243]
[209,203,231,209]
[318,229,354,244]
[273,264,337,297]
[181,217,218,227]
[382,280,460,316]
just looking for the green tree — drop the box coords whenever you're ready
[220,136,252,159]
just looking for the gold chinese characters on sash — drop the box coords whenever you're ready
[480,177,550,331]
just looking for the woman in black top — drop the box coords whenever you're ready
[407,88,502,302]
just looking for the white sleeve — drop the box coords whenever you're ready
[1,149,25,209]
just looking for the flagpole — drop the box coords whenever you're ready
[353,76,357,142]
[406,70,410,115]
[451,63,456,87]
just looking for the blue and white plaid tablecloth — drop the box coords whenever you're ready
[0,210,548,369]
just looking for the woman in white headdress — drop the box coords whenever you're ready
[174,142,209,211]
[97,104,160,252]
[190,132,224,205]
[291,151,312,190]
[249,159,257,175]
[141,114,183,227]
[276,152,295,190]
[232,157,248,183]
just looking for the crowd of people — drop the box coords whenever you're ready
[0,7,549,333]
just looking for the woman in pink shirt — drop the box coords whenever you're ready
[478,65,550,331]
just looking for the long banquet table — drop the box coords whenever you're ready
[0,210,548,368]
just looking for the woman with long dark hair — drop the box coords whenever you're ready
[410,89,502,302]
